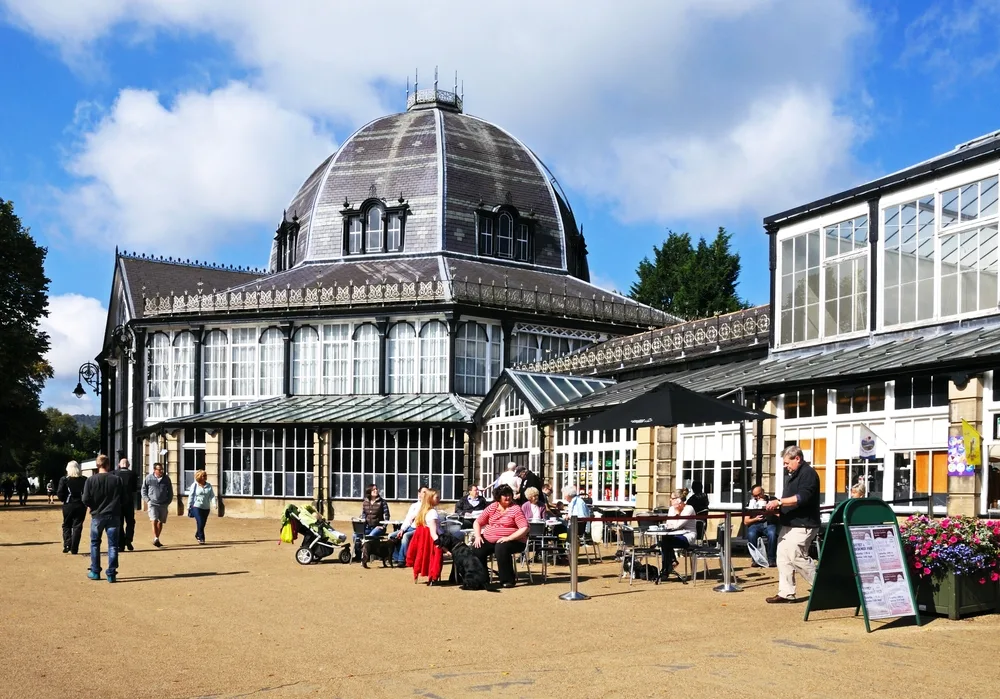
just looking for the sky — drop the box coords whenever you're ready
[3,0,1000,414]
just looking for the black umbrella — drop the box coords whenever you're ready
[570,381,773,433]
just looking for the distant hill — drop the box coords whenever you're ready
[72,414,100,429]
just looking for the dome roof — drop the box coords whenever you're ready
[272,90,588,280]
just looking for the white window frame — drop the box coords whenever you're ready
[419,320,449,393]
[878,159,1000,332]
[353,323,380,394]
[550,417,637,506]
[258,328,285,398]
[322,324,351,395]
[774,202,870,349]
[387,322,417,393]
[365,206,384,253]
[292,326,321,395]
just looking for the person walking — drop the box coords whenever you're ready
[764,445,821,604]
[16,474,28,505]
[186,470,217,544]
[2,478,13,505]
[46,479,56,505]
[81,455,123,583]
[57,461,87,554]
[141,462,173,548]
[115,458,138,551]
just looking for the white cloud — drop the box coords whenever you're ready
[38,293,107,414]
[588,271,628,295]
[5,0,872,231]
[57,82,336,255]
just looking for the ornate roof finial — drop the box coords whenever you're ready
[369,182,377,198]
[406,75,409,101]
[434,66,438,91]
[505,190,513,205]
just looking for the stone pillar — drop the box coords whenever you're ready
[948,376,983,517]
[758,399,779,495]
[204,430,222,516]
[539,424,554,487]
[165,431,181,515]
[653,426,677,510]
[314,429,330,517]
[634,427,655,510]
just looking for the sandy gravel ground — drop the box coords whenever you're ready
[0,498,994,699]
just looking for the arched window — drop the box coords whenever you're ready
[348,216,363,254]
[387,322,417,393]
[203,330,228,409]
[259,328,284,397]
[353,324,380,394]
[512,332,540,365]
[455,322,489,395]
[146,332,170,418]
[387,213,403,251]
[322,324,351,394]
[171,331,195,416]
[366,206,384,252]
[419,321,449,393]
[292,326,320,395]
[230,327,257,398]
[497,213,513,258]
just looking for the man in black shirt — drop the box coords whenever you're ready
[764,445,820,603]
[82,455,123,583]
[115,457,138,551]
[514,466,545,507]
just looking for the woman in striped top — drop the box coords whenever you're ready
[472,484,528,588]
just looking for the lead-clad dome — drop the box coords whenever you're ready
[272,89,589,280]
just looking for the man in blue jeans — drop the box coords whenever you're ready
[82,455,124,583]
[744,485,778,567]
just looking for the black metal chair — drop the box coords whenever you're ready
[619,527,659,585]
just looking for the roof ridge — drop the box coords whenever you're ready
[118,250,268,276]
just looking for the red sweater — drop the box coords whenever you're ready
[476,502,528,543]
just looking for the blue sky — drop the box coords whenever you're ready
[2,0,1000,412]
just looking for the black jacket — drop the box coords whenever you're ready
[57,476,86,504]
[82,472,123,518]
[779,463,821,529]
[454,495,490,516]
[115,468,138,511]
[686,493,709,514]
[516,470,545,506]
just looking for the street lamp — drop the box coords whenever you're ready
[111,324,136,362]
[73,362,101,398]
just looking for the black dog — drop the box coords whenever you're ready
[361,537,395,569]
[435,531,491,590]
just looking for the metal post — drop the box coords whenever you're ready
[560,515,589,601]
[713,511,742,593]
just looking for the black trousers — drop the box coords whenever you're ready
[62,502,86,553]
[659,535,690,572]
[120,507,136,547]
[474,539,526,585]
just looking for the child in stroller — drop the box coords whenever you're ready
[281,503,352,565]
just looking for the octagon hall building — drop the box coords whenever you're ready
[96,87,677,516]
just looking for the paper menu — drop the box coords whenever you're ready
[848,524,916,621]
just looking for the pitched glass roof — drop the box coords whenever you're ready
[158,394,480,428]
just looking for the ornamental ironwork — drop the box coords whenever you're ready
[517,306,771,376]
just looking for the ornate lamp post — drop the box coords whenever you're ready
[73,362,101,398]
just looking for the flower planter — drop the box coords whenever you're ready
[915,571,999,620]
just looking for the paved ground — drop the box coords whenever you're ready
[0,498,993,699]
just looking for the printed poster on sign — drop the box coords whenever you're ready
[849,524,917,621]
[947,435,973,476]
[871,527,904,572]
[850,527,878,573]
[859,573,890,619]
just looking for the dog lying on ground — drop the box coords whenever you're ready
[434,531,491,590]
[361,537,396,569]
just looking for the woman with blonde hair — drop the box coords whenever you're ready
[405,488,443,584]
[186,470,217,544]
[57,461,87,554]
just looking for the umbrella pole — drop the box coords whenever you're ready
[715,412,745,594]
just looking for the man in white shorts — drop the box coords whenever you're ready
[141,462,173,548]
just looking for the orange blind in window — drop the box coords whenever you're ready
[915,451,929,489]
[932,451,948,493]
[835,459,847,493]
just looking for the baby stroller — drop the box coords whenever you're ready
[281,504,352,565]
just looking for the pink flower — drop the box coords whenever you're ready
[923,568,932,576]
[927,528,937,535]
[992,572,999,582]
[980,578,987,585]
[930,552,938,558]
[974,537,981,544]
[949,536,959,544]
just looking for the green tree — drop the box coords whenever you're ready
[30,409,101,488]
[629,227,749,320]
[0,198,52,474]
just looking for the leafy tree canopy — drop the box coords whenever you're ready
[629,227,749,321]
[28,409,102,487]
[0,198,52,473]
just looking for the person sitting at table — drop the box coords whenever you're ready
[454,484,489,517]
[354,484,390,558]
[658,490,697,580]
[472,484,529,588]
[521,487,546,521]
[686,481,709,514]
[515,465,545,506]
[392,486,427,565]
[406,488,443,584]
[744,485,778,568]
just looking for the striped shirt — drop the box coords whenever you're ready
[476,502,528,543]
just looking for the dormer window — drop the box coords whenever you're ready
[476,205,533,262]
[342,195,409,256]
[274,212,301,272]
